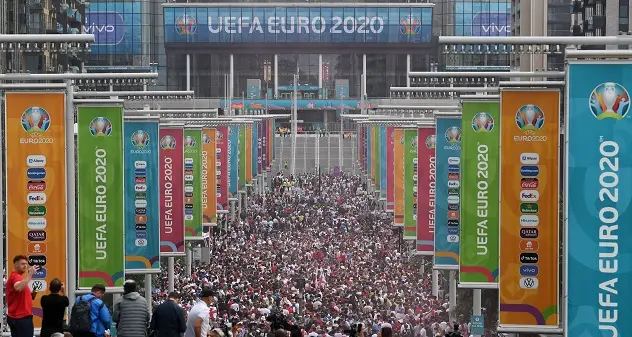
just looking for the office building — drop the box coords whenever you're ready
[572,0,632,44]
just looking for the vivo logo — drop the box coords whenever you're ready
[481,24,510,34]
[520,265,539,276]
[84,24,115,33]
[520,153,540,165]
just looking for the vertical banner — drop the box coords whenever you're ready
[239,126,246,190]
[460,100,500,288]
[379,126,387,200]
[252,122,259,178]
[216,126,229,212]
[403,128,417,239]
[416,126,435,255]
[202,128,217,226]
[393,128,405,226]
[159,126,185,256]
[499,89,560,330]
[5,92,67,327]
[257,121,263,175]
[375,126,382,192]
[246,124,253,184]
[386,126,395,212]
[565,61,632,336]
[77,106,125,288]
[369,126,375,185]
[433,116,461,269]
[229,126,239,198]
[267,119,273,170]
[184,128,202,239]
[124,118,160,273]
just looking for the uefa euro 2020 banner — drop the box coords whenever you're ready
[77,105,125,289]
[403,128,417,240]
[416,126,435,255]
[5,92,67,328]
[159,125,185,256]
[498,89,560,332]
[386,126,394,212]
[393,128,404,226]
[163,6,433,44]
[184,127,203,239]
[459,100,500,289]
[229,125,240,198]
[202,128,217,226]
[566,61,632,336]
[380,126,387,201]
[216,126,229,212]
[123,118,160,274]
[433,115,461,270]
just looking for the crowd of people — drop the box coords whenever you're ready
[152,172,470,337]
[3,172,475,337]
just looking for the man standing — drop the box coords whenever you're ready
[113,280,150,337]
[6,255,37,337]
[70,283,111,337]
[151,291,186,337]
[185,288,215,337]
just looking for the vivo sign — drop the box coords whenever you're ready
[472,13,510,37]
[83,12,125,45]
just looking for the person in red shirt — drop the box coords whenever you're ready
[6,255,37,337]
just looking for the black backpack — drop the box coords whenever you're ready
[68,295,105,333]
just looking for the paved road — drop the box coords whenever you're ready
[272,134,358,175]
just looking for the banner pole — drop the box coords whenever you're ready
[144,274,152,315]
[65,79,77,311]
[449,270,457,323]
[472,289,482,337]
[167,257,175,293]
[186,243,192,276]
[432,269,439,297]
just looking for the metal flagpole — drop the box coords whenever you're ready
[291,74,298,176]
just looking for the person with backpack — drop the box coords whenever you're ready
[69,284,111,337]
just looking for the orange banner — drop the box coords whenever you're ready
[393,128,404,226]
[6,92,67,328]
[499,89,560,329]
[202,128,217,225]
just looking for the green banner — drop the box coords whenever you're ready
[403,129,417,240]
[184,128,203,239]
[460,101,500,287]
[77,106,125,289]
[239,126,246,190]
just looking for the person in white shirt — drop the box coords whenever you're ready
[185,288,214,337]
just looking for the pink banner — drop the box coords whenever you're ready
[360,126,366,170]
[216,126,229,212]
[266,119,273,171]
[257,121,263,175]
[159,126,185,256]
[386,127,394,212]
[416,127,436,255]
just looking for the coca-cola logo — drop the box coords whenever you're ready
[521,178,539,189]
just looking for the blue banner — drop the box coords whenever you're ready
[124,120,160,273]
[433,117,461,269]
[85,2,142,55]
[566,62,632,336]
[228,126,239,198]
[454,1,510,37]
[164,6,432,44]
[380,126,387,200]
[252,122,258,178]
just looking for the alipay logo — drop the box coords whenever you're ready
[26,155,47,167]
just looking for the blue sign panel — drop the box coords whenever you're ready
[566,62,632,336]
[85,2,142,54]
[164,6,433,44]
[433,117,461,269]
[454,1,510,37]
[123,120,160,273]
[222,99,372,111]
[470,315,484,335]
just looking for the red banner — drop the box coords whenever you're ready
[416,127,436,255]
[159,126,185,256]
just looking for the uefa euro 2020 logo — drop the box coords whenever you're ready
[184,135,196,147]
[202,133,211,144]
[590,82,630,120]
[216,131,224,141]
[89,117,112,136]
[516,104,545,132]
[161,135,176,150]
[131,130,150,147]
[400,15,421,36]
[411,135,418,149]
[425,135,436,149]
[445,126,462,144]
[21,107,51,135]
[175,14,197,36]
[471,112,494,133]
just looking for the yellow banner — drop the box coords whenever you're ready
[393,128,404,226]
[499,89,560,328]
[202,128,217,225]
[6,92,67,328]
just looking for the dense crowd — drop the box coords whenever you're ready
[152,172,471,337]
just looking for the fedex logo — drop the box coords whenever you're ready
[27,193,47,205]
[520,190,540,202]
